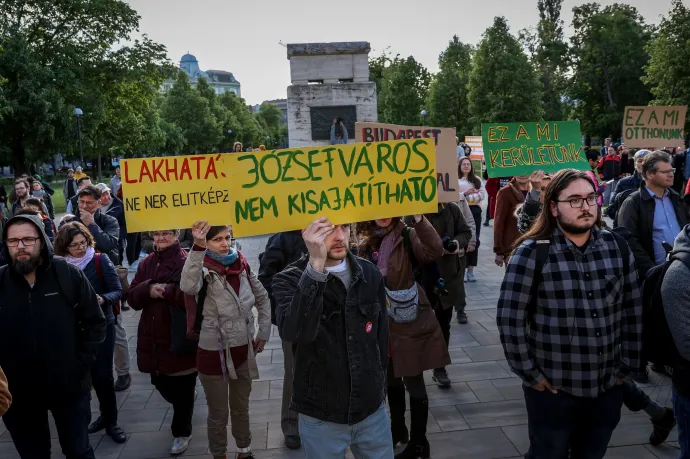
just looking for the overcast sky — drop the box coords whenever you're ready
[124,0,675,106]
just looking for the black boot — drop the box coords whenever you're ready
[395,397,430,459]
[388,385,409,447]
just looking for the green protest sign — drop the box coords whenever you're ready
[482,121,588,178]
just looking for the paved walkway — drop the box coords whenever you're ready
[0,219,680,458]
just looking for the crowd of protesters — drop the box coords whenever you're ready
[0,139,690,459]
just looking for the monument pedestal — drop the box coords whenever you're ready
[286,42,378,148]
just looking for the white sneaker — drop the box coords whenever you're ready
[467,271,477,282]
[170,436,191,455]
[464,272,469,282]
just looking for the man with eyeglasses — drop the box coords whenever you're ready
[498,169,643,459]
[618,150,689,281]
[65,176,93,215]
[71,185,121,265]
[0,213,105,459]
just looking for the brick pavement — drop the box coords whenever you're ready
[0,219,680,458]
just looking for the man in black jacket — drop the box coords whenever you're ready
[257,230,306,450]
[71,186,121,265]
[273,218,391,458]
[618,150,689,280]
[96,183,127,263]
[0,214,105,459]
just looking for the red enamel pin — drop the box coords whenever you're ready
[365,322,373,333]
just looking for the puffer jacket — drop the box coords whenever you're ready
[128,241,195,375]
[180,248,271,380]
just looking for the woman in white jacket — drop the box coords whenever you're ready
[180,220,271,459]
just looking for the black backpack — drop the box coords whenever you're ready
[610,187,636,227]
[641,252,690,368]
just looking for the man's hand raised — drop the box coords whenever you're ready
[302,217,334,273]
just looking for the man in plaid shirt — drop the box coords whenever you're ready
[497,169,643,459]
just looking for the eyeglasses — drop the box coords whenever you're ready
[6,237,40,247]
[655,168,676,176]
[152,232,175,239]
[556,195,598,209]
[68,241,88,249]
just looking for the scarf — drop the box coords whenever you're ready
[205,248,239,267]
[65,246,95,271]
[376,229,396,277]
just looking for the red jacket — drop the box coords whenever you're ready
[127,241,195,375]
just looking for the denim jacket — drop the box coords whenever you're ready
[273,251,388,425]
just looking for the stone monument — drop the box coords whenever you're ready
[286,42,378,147]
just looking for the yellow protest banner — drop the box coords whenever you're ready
[121,139,438,236]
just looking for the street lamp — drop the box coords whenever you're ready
[74,108,84,167]
[420,109,429,125]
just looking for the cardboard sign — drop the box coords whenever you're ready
[482,121,587,178]
[121,139,438,236]
[622,106,687,148]
[464,136,485,177]
[464,136,484,157]
[356,122,458,202]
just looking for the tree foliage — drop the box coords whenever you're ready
[0,0,170,172]
[427,36,473,137]
[467,16,543,133]
[643,0,690,121]
[569,3,653,140]
[380,56,431,125]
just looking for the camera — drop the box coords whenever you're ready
[441,236,459,253]
[432,278,449,297]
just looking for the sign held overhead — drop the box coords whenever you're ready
[481,121,587,178]
[622,106,687,148]
[122,139,438,236]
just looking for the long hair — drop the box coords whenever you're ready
[514,169,601,249]
[458,157,481,189]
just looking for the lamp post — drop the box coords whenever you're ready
[420,109,428,125]
[74,108,84,167]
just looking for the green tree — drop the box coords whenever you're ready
[643,0,690,121]
[467,16,543,132]
[569,3,653,140]
[368,48,393,120]
[0,0,169,173]
[159,72,222,154]
[427,36,473,137]
[380,56,431,125]
[217,92,262,147]
[255,103,284,148]
[534,0,569,120]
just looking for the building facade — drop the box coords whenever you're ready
[162,53,241,96]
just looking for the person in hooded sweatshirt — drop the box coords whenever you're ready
[0,213,105,459]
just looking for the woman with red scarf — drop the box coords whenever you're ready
[181,221,271,459]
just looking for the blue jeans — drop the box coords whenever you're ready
[673,388,690,458]
[299,403,394,459]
